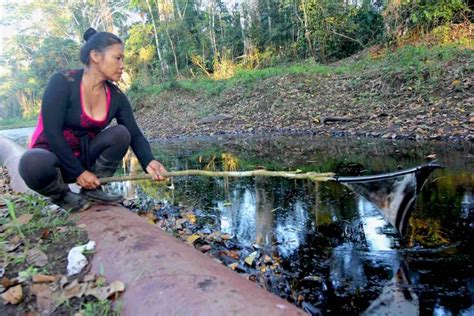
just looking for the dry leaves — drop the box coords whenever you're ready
[27,248,48,267]
[244,251,258,266]
[186,234,200,245]
[32,274,58,283]
[1,285,23,305]
[24,274,126,314]
[16,214,34,226]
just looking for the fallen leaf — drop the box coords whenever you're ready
[1,284,23,304]
[85,280,125,300]
[32,274,58,283]
[83,273,96,283]
[206,231,221,241]
[140,212,157,224]
[221,234,232,240]
[16,214,34,226]
[1,276,17,289]
[228,262,238,270]
[451,79,461,86]
[63,279,87,299]
[39,229,52,240]
[27,248,48,267]
[185,214,196,224]
[244,251,258,266]
[224,250,240,260]
[186,234,200,245]
[5,240,22,252]
[30,283,53,312]
[10,235,21,245]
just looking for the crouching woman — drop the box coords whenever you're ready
[19,28,167,212]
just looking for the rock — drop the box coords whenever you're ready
[197,245,212,253]
[1,284,23,304]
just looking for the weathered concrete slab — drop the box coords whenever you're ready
[76,206,304,316]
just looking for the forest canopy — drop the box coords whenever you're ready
[0,0,471,121]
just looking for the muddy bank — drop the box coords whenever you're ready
[136,51,473,142]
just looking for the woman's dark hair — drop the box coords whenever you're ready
[79,27,123,65]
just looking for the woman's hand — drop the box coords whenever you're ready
[146,160,168,181]
[77,170,101,189]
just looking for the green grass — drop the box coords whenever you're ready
[349,44,472,77]
[0,117,37,130]
[0,194,75,268]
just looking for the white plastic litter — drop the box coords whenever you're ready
[67,241,96,276]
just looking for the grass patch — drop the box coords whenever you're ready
[131,42,473,106]
[133,61,349,98]
[0,117,37,130]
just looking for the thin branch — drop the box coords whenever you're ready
[329,29,366,48]
[100,170,336,184]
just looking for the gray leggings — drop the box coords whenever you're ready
[19,125,131,190]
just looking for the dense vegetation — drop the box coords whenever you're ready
[0,0,471,124]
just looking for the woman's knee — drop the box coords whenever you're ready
[19,149,58,188]
[108,125,131,146]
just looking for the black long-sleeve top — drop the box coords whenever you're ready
[30,69,154,180]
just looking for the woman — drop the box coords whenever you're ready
[19,28,167,212]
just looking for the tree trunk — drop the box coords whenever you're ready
[166,28,181,77]
[301,0,313,57]
[208,0,219,56]
[145,0,168,75]
[266,0,272,42]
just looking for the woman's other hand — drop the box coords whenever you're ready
[77,170,101,189]
[146,160,168,181]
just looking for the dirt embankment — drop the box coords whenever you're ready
[136,50,473,142]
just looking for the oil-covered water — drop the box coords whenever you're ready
[115,134,473,315]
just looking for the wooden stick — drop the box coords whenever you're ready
[99,170,336,184]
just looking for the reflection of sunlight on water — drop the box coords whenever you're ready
[275,201,308,258]
[358,197,393,251]
[433,304,457,316]
[331,244,366,290]
[217,188,256,243]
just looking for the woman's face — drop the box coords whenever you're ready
[94,43,125,82]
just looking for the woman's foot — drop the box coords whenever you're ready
[51,191,91,212]
[81,187,123,204]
